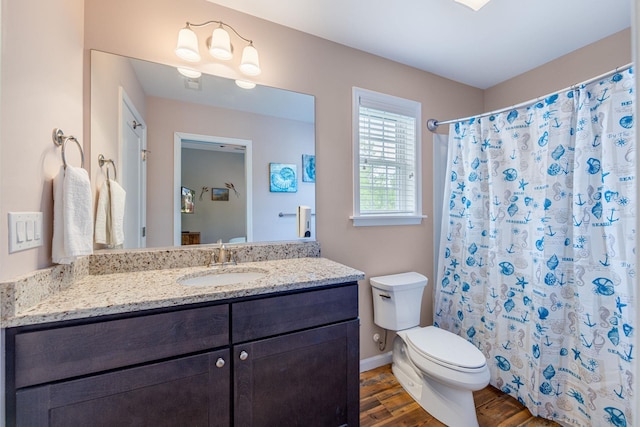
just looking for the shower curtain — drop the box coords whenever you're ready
[435,67,635,427]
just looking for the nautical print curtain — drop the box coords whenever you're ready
[435,67,635,427]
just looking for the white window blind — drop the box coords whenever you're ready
[352,88,423,226]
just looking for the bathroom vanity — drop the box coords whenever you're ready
[2,244,363,426]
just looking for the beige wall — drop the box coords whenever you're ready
[181,148,246,244]
[0,0,84,281]
[485,29,632,111]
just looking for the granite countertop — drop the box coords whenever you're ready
[3,257,365,328]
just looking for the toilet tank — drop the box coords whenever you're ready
[370,272,428,331]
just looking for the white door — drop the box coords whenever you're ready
[121,92,147,248]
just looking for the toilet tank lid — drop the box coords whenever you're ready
[370,272,428,291]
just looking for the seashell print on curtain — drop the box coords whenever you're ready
[435,67,635,427]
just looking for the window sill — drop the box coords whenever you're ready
[350,214,426,227]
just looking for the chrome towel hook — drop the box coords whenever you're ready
[52,128,85,169]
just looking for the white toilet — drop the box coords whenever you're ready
[370,272,490,427]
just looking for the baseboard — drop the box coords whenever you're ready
[360,351,393,373]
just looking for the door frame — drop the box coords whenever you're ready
[173,132,253,246]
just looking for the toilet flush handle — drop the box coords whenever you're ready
[379,293,391,300]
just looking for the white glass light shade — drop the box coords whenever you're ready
[209,27,233,60]
[177,67,202,79]
[235,80,256,89]
[239,44,261,76]
[175,27,201,62]
[454,0,490,11]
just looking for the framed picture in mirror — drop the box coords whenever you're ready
[302,154,316,183]
[212,188,230,201]
[270,163,298,193]
[181,186,195,213]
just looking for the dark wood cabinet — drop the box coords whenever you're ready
[5,282,359,426]
[181,232,201,245]
[234,321,359,427]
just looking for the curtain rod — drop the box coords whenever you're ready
[426,62,633,132]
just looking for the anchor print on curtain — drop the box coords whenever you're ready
[435,68,635,427]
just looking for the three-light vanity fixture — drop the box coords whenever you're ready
[174,0,485,87]
[175,20,260,88]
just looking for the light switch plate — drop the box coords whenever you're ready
[8,212,43,253]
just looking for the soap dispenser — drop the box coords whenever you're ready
[297,205,312,238]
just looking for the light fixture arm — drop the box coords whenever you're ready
[184,21,254,45]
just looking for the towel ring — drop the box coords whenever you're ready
[52,128,85,169]
[98,154,117,181]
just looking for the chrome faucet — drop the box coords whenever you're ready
[209,240,237,267]
[218,244,228,264]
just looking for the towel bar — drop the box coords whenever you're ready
[98,154,117,180]
[278,212,316,217]
[52,128,85,169]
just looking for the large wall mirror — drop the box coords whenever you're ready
[90,50,315,249]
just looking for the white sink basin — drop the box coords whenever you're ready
[178,271,266,286]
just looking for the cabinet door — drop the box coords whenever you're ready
[16,350,230,427]
[234,320,359,427]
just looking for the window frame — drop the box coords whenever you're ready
[351,87,424,227]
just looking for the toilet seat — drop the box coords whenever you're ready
[405,326,486,373]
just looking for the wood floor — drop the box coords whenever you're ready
[360,365,561,427]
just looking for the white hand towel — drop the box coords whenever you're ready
[95,179,126,247]
[52,166,67,263]
[94,180,110,245]
[109,179,126,246]
[52,165,93,264]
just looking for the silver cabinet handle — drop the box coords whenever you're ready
[239,351,249,361]
[216,357,225,368]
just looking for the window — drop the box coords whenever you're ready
[351,87,423,226]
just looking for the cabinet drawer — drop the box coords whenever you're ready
[15,304,229,388]
[232,283,357,343]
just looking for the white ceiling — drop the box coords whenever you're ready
[207,0,632,89]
